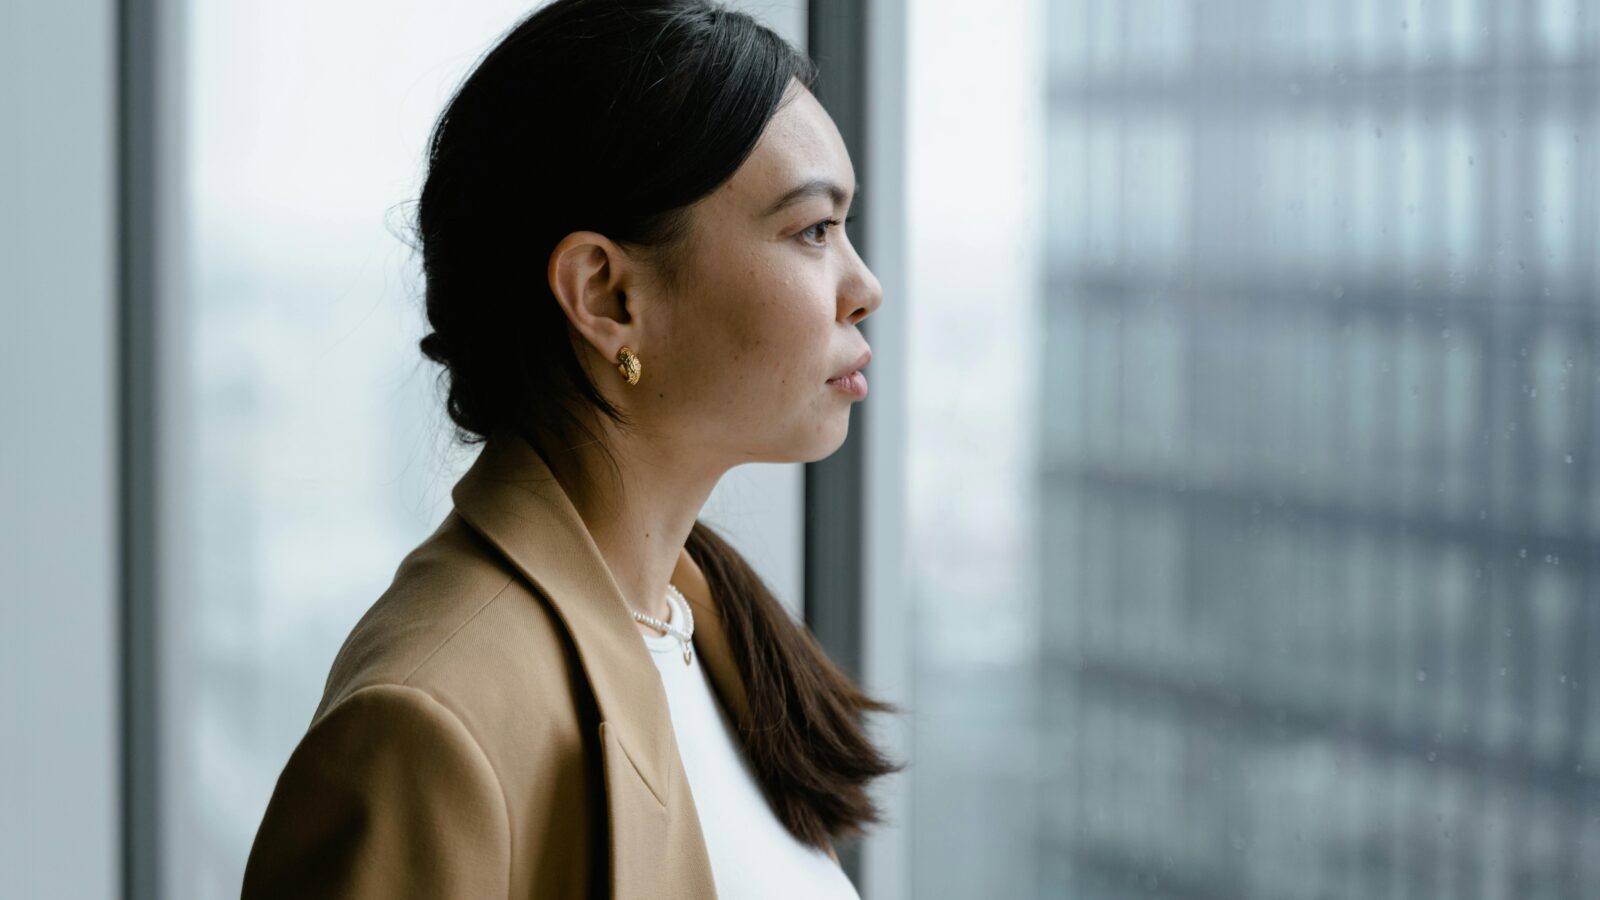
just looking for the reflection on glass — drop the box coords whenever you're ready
[910,1,1600,898]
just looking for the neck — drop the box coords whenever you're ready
[539,421,724,624]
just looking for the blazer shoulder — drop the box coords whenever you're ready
[243,682,513,899]
[315,511,573,723]
[258,511,604,898]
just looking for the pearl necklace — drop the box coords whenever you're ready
[632,583,695,665]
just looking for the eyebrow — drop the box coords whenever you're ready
[762,177,858,217]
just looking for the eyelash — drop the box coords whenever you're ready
[800,213,857,246]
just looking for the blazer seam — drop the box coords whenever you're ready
[604,721,668,810]
[391,573,517,892]
[398,572,517,686]
[382,683,516,893]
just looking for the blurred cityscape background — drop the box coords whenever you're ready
[909,2,1600,898]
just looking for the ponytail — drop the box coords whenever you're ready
[685,518,906,850]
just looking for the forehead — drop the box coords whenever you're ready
[715,84,855,217]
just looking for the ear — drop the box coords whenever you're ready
[547,230,642,363]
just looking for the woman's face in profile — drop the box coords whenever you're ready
[644,78,883,467]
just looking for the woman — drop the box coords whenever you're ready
[240,0,904,897]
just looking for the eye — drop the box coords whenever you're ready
[799,213,857,247]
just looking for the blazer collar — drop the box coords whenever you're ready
[448,425,751,803]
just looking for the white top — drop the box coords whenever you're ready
[638,592,861,900]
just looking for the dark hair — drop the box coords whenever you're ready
[411,0,905,853]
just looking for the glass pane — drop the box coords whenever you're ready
[906,1,1600,897]
[172,4,531,896]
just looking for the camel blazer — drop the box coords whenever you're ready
[241,426,839,898]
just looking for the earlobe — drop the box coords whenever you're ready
[549,234,653,392]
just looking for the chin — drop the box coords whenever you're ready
[748,401,854,464]
[801,415,853,462]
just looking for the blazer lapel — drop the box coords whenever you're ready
[450,426,740,898]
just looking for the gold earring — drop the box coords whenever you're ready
[616,346,642,385]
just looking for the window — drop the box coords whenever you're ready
[904,1,1600,897]
[167,4,535,894]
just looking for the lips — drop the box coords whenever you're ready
[828,347,872,382]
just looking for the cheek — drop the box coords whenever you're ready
[694,312,811,403]
[744,287,830,387]
[674,248,832,399]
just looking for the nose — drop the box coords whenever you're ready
[839,250,884,325]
